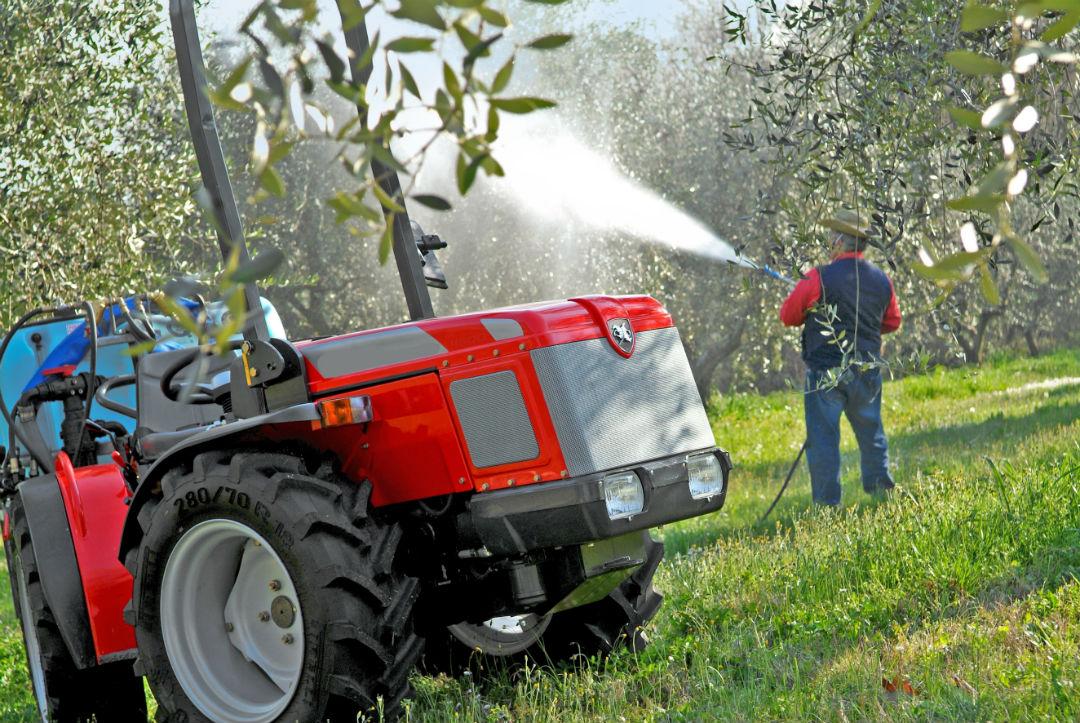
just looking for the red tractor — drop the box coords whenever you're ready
[1,2,730,720]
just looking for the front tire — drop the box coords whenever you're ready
[4,496,147,722]
[125,451,422,722]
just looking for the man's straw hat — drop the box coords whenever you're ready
[821,209,872,239]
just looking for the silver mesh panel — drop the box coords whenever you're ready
[531,327,715,477]
[450,371,540,468]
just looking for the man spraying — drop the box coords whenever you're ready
[780,210,902,506]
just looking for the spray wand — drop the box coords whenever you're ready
[726,255,798,288]
[756,263,797,287]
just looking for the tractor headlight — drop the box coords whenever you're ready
[687,452,725,500]
[602,471,645,520]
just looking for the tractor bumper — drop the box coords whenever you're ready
[463,448,730,556]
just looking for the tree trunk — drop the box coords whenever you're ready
[1024,329,1040,357]
[970,309,1000,363]
[956,309,1000,364]
[686,316,749,402]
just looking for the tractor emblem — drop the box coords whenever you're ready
[609,318,634,353]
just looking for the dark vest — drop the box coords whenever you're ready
[802,256,892,371]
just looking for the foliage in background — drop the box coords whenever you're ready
[1,0,1077,395]
[714,0,1079,368]
[0,0,576,349]
[0,0,204,327]
[214,0,570,261]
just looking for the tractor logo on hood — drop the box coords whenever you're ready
[609,318,634,354]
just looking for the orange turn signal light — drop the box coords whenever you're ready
[316,395,373,429]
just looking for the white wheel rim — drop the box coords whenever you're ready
[448,613,550,656]
[160,519,304,723]
[483,615,537,634]
[14,548,48,721]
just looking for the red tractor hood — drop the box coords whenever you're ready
[296,295,672,395]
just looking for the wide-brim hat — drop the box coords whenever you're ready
[821,209,872,239]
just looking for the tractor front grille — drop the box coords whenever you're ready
[531,326,715,477]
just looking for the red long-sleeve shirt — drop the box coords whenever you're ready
[779,252,902,333]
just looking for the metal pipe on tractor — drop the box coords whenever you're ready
[0,2,736,721]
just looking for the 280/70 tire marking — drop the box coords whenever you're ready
[172,484,292,548]
[174,485,250,513]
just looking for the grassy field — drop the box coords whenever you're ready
[2,350,1078,721]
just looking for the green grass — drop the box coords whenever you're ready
[2,350,1079,721]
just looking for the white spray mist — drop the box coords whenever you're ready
[486,119,754,268]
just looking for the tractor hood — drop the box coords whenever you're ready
[295,294,711,501]
[297,295,673,395]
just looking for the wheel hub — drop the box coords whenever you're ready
[161,519,304,723]
[448,613,551,656]
[271,595,296,628]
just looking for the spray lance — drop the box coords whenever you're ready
[742,258,797,288]
[719,249,798,288]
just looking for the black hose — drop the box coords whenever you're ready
[118,297,155,344]
[4,423,14,473]
[95,374,137,418]
[0,307,63,472]
[76,300,98,464]
[758,439,808,524]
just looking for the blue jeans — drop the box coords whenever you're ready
[804,367,894,505]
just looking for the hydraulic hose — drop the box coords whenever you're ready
[758,438,808,524]
[76,300,98,465]
[159,339,245,404]
[0,306,64,472]
[118,296,156,344]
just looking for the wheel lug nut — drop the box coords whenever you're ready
[269,579,281,591]
[282,634,294,645]
[258,611,270,622]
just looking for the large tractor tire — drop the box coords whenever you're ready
[3,497,148,722]
[423,535,664,674]
[124,451,422,723]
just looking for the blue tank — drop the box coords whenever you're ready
[0,298,286,461]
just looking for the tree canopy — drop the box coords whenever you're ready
[0,0,203,325]
[0,0,1076,393]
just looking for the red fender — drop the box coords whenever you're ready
[53,453,137,661]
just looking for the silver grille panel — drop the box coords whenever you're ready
[531,327,714,477]
[450,371,540,468]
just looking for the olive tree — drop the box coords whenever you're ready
[714,0,1079,363]
[0,1,202,326]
